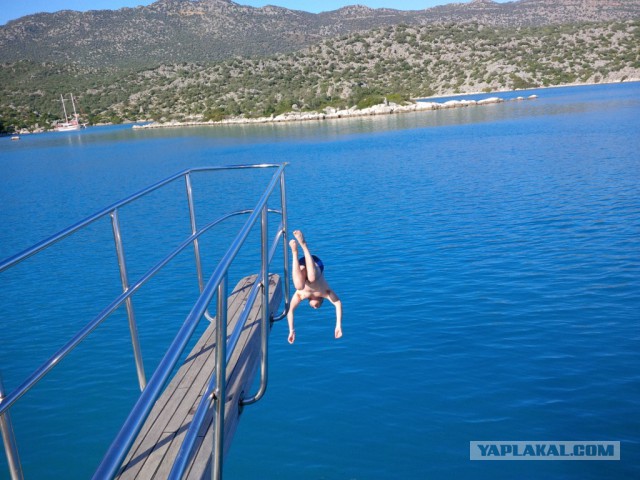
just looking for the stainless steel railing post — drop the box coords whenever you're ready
[0,377,24,480]
[213,273,228,480]
[185,173,205,293]
[241,206,270,406]
[111,209,147,391]
[187,173,218,323]
[259,205,270,397]
[269,169,290,323]
[277,168,290,320]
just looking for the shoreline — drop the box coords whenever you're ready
[10,80,639,135]
[131,78,640,131]
[133,94,538,130]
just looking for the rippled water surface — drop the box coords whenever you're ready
[1,83,639,479]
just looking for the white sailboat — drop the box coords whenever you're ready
[54,94,84,131]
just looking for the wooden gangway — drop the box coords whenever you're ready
[116,274,283,479]
[116,275,282,480]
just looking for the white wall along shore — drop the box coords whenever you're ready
[133,95,538,129]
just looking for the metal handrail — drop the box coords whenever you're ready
[111,208,147,391]
[168,214,285,479]
[0,164,280,274]
[0,208,272,417]
[93,163,287,479]
[0,378,22,480]
[0,164,289,480]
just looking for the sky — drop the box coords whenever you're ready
[0,0,510,26]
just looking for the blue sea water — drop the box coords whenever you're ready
[1,82,639,479]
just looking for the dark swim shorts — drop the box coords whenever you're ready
[298,254,324,274]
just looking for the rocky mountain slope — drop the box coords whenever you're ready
[2,0,640,67]
[2,19,638,132]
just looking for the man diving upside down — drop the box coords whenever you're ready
[287,230,342,344]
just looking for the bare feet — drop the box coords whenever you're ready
[335,326,343,339]
[289,238,298,253]
[288,330,296,344]
[293,230,306,246]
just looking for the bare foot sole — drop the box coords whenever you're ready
[293,230,306,245]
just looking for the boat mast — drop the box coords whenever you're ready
[70,94,79,121]
[60,94,69,123]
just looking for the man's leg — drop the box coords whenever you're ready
[293,230,318,282]
[289,238,306,290]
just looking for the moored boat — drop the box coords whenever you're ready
[53,94,85,131]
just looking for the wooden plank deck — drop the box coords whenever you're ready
[115,274,283,479]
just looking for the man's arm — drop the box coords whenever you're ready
[287,292,302,344]
[327,290,343,339]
